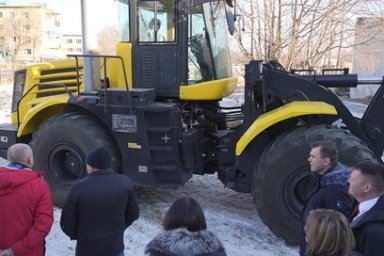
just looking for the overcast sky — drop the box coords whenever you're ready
[37,0,116,35]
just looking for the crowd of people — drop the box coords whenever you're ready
[301,141,384,256]
[1,141,384,256]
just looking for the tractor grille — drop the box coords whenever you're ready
[36,67,82,98]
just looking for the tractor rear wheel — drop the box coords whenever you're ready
[30,112,119,207]
[252,125,375,245]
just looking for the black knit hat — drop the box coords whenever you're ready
[86,148,111,169]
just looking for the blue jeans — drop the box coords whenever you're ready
[116,251,124,256]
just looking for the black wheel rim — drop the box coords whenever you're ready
[284,166,312,218]
[48,143,86,188]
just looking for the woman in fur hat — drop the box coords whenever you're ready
[145,196,226,256]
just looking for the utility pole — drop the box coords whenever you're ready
[80,0,100,92]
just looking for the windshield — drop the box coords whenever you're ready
[188,1,232,84]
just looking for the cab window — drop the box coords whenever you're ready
[137,0,176,43]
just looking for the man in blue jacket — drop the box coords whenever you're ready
[348,159,384,256]
[300,140,354,256]
[60,147,140,256]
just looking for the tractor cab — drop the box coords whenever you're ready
[115,0,235,98]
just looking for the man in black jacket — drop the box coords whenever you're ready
[300,141,354,256]
[60,147,140,256]
[348,159,384,256]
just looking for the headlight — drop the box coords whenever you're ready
[11,70,26,113]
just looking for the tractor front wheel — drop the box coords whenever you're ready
[30,112,119,207]
[252,125,375,245]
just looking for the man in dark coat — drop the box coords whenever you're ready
[300,141,354,256]
[348,159,384,256]
[60,147,140,256]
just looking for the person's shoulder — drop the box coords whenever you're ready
[198,230,225,246]
[316,184,346,196]
[335,161,351,170]
[146,228,224,255]
[0,166,9,171]
[314,185,352,206]
[100,171,135,189]
[362,202,384,223]
[29,173,50,187]
[171,228,224,247]
[360,220,384,240]
[18,169,45,182]
[111,172,134,183]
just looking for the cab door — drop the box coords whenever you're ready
[131,0,188,97]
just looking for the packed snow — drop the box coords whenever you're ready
[0,83,300,255]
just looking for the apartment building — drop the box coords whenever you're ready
[61,34,82,57]
[0,1,61,82]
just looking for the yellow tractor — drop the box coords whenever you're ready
[0,0,382,244]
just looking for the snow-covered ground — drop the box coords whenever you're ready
[0,83,299,255]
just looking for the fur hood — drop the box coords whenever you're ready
[320,162,351,187]
[145,228,227,256]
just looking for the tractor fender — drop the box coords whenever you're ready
[235,101,337,156]
[17,95,69,137]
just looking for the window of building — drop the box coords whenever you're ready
[68,47,73,52]
[9,12,15,18]
[0,36,4,45]
[0,12,3,18]
[24,49,32,55]
[22,12,29,19]
[10,25,16,30]
[76,48,82,52]
[23,36,31,43]
[11,37,16,43]
[23,25,31,31]
[67,39,73,43]
[76,39,81,44]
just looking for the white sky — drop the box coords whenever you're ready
[37,0,117,35]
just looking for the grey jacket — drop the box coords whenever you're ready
[145,228,227,256]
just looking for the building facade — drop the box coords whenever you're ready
[61,34,82,57]
[0,1,61,82]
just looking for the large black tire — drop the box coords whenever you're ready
[252,125,375,245]
[30,112,119,207]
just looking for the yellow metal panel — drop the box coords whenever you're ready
[16,95,69,136]
[34,71,83,80]
[13,59,83,125]
[128,142,142,149]
[31,59,81,70]
[235,101,338,156]
[107,43,133,89]
[179,77,238,100]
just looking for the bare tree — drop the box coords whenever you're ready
[97,26,119,55]
[233,0,377,70]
